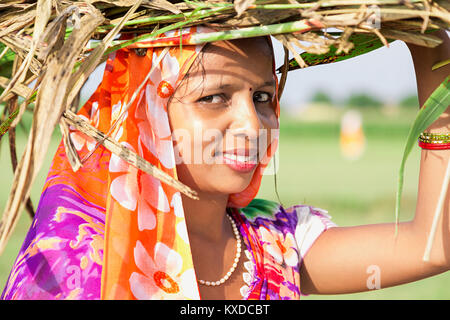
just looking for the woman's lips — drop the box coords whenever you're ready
[216,152,258,173]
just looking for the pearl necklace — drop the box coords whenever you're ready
[197,213,241,286]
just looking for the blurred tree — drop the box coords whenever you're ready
[399,94,419,108]
[345,92,383,108]
[310,90,333,105]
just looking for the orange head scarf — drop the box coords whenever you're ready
[3,25,281,300]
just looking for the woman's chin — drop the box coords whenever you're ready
[176,162,257,195]
[212,171,255,195]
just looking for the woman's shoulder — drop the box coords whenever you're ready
[237,198,336,229]
[236,198,338,263]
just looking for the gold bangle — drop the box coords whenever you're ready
[419,138,450,144]
[420,132,450,141]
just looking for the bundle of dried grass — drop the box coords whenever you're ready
[0,0,448,255]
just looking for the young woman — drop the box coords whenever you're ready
[1,26,449,300]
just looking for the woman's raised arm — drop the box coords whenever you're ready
[299,31,450,295]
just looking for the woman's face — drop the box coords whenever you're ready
[167,37,279,195]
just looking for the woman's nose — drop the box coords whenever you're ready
[228,94,262,141]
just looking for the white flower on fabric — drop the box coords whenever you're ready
[109,142,135,173]
[113,125,124,142]
[110,172,138,211]
[171,192,184,218]
[129,241,199,300]
[69,113,97,152]
[140,173,170,213]
[145,83,171,139]
[164,27,192,38]
[171,192,190,244]
[145,51,180,139]
[109,143,139,211]
[133,58,178,170]
[137,199,156,232]
[109,142,170,231]
[137,120,175,169]
[111,100,128,124]
[90,101,100,127]
[260,226,299,267]
[176,221,189,244]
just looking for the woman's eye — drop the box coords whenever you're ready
[198,94,224,104]
[254,92,272,103]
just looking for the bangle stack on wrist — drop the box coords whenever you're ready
[418,132,450,150]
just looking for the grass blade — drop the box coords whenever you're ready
[394,75,450,236]
[0,107,19,137]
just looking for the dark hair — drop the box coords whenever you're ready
[168,42,211,106]
[169,37,274,106]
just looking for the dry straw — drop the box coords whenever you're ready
[0,0,449,256]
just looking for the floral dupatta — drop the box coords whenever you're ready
[1,26,281,300]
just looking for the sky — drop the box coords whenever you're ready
[270,37,419,111]
[81,36,421,112]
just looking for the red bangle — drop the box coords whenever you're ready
[418,139,450,150]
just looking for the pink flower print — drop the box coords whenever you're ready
[260,227,299,267]
[129,241,199,299]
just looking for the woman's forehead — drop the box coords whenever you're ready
[204,37,273,57]
[186,38,275,84]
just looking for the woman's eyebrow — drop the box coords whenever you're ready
[218,79,276,90]
[260,79,276,88]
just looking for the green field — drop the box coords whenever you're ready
[259,105,450,299]
[0,105,449,299]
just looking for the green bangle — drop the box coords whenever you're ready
[419,138,450,144]
[420,132,450,141]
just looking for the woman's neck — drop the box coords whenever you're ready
[181,192,231,243]
[181,191,245,299]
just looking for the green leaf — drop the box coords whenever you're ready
[278,33,395,71]
[0,44,15,80]
[394,75,450,235]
